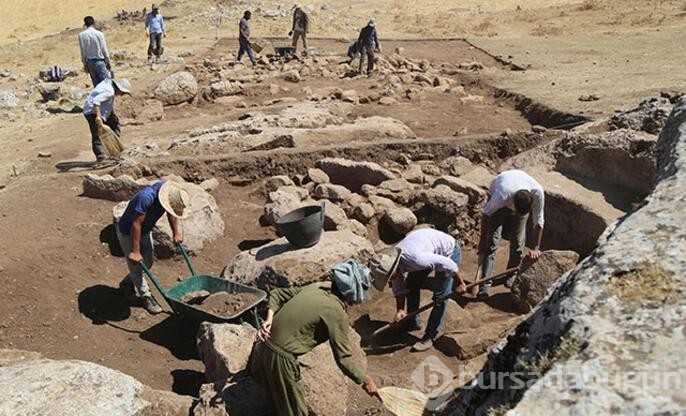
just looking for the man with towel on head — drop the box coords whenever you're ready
[252,259,381,416]
[117,180,191,314]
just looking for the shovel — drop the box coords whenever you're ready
[371,266,519,339]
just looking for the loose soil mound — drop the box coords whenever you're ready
[194,292,258,317]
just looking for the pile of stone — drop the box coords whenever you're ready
[255,156,492,253]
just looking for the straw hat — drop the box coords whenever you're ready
[112,78,132,95]
[368,18,376,27]
[158,181,191,219]
[368,247,401,291]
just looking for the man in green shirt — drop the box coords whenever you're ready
[251,260,380,416]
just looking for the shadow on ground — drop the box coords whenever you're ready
[140,316,200,360]
[172,368,205,397]
[78,284,131,324]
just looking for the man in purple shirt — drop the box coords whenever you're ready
[117,180,190,314]
[369,228,467,352]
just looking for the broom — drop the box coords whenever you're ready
[96,118,125,157]
[379,387,429,416]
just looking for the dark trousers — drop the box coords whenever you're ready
[85,113,120,160]
[482,207,528,287]
[237,38,256,65]
[358,46,375,74]
[148,33,163,58]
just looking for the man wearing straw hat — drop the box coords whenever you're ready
[369,228,467,352]
[252,259,381,415]
[117,181,191,314]
[82,77,131,163]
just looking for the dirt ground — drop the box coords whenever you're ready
[0,0,683,414]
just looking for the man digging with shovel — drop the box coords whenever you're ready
[251,259,381,416]
[117,181,190,314]
[477,169,545,299]
[369,228,467,352]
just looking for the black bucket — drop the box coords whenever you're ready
[276,203,325,249]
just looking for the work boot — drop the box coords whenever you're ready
[477,285,491,300]
[141,295,163,314]
[411,336,435,352]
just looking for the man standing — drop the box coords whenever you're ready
[369,228,467,352]
[82,78,131,163]
[78,16,111,86]
[252,260,380,415]
[117,180,190,314]
[356,19,381,76]
[145,4,166,63]
[237,10,256,66]
[289,5,309,56]
[477,169,545,299]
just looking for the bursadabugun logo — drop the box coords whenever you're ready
[411,355,455,411]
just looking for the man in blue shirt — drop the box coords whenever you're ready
[145,4,166,63]
[82,78,131,162]
[237,10,256,66]
[356,19,381,76]
[117,181,190,314]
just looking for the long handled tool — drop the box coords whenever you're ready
[372,266,518,338]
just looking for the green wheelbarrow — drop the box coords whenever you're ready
[139,243,266,328]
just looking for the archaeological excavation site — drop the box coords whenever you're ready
[0,1,684,415]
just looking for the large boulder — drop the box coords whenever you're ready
[439,156,476,177]
[433,175,487,205]
[222,230,374,289]
[262,187,313,226]
[383,207,417,235]
[315,158,396,192]
[264,175,295,193]
[195,327,366,416]
[112,182,224,257]
[439,98,686,416]
[0,358,191,416]
[321,200,348,231]
[312,183,352,202]
[511,250,579,312]
[197,323,256,382]
[154,71,198,105]
[83,174,150,201]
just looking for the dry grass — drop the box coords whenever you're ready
[487,404,512,416]
[610,264,678,303]
[516,336,580,375]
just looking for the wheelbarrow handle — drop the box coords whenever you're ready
[138,260,175,312]
[177,242,198,277]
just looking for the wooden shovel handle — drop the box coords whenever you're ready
[371,266,519,338]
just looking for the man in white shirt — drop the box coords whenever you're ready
[477,169,545,299]
[78,16,111,86]
[369,228,467,352]
[82,78,132,162]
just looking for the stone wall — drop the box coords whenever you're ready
[439,98,686,415]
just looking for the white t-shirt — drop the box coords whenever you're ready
[482,169,545,227]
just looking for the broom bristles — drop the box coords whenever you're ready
[378,387,429,416]
[98,123,124,157]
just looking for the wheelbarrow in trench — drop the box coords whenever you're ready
[139,243,266,328]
